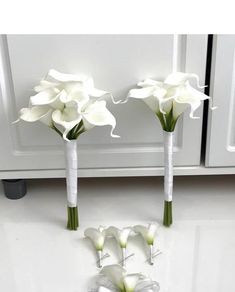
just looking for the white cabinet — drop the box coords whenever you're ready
[206,35,235,167]
[0,35,208,178]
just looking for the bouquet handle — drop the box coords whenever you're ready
[163,131,173,226]
[65,140,79,230]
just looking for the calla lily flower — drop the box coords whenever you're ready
[84,226,106,251]
[106,226,132,249]
[51,99,119,140]
[82,100,119,138]
[106,226,132,266]
[16,69,119,141]
[84,226,106,268]
[128,72,210,132]
[96,264,159,292]
[133,223,159,265]
[17,106,53,126]
[164,72,206,88]
[134,223,158,245]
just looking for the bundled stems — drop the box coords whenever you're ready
[163,201,172,227]
[67,206,79,230]
[65,140,79,230]
[163,131,173,227]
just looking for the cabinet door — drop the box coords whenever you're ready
[0,35,207,176]
[206,35,235,167]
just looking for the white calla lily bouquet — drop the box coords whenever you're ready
[16,69,119,230]
[128,72,211,226]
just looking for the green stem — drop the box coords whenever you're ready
[163,201,172,227]
[156,111,166,131]
[156,108,178,132]
[51,124,63,137]
[67,206,79,230]
[67,121,85,140]
[165,107,176,132]
[170,116,178,132]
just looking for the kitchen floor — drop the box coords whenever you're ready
[0,175,235,292]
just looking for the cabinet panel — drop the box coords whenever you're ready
[206,35,235,167]
[0,35,207,175]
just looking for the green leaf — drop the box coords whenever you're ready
[66,120,84,140]
[51,123,63,137]
[156,111,167,131]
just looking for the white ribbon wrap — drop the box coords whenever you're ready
[98,250,102,268]
[149,244,154,265]
[164,131,173,202]
[122,248,126,267]
[64,140,78,207]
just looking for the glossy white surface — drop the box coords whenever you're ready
[1,176,235,292]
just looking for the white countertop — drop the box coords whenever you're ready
[1,176,235,292]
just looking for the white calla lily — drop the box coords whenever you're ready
[34,79,59,92]
[30,88,59,105]
[172,82,209,119]
[134,223,159,265]
[84,226,106,251]
[18,106,53,126]
[84,226,106,268]
[39,109,54,127]
[106,226,132,249]
[59,88,90,109]
[128,72,210,132]
[128,82,176,116]
[106,226,132,267]
[99,265,159,292]
[82,100,119,138]
[101,265,126,291]
[164,71,206,88]
[47,69,88,83]
[123,274,144,292]
[134,223,158,246]
[52,102,82,140]
[135,279,160,292]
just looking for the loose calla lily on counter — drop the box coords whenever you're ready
[15,69,119,230]
[106,226,132,267]
[128,72,213,227]
[134,223,158,265]
[90,264,160,292]
[84,226,106,268]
